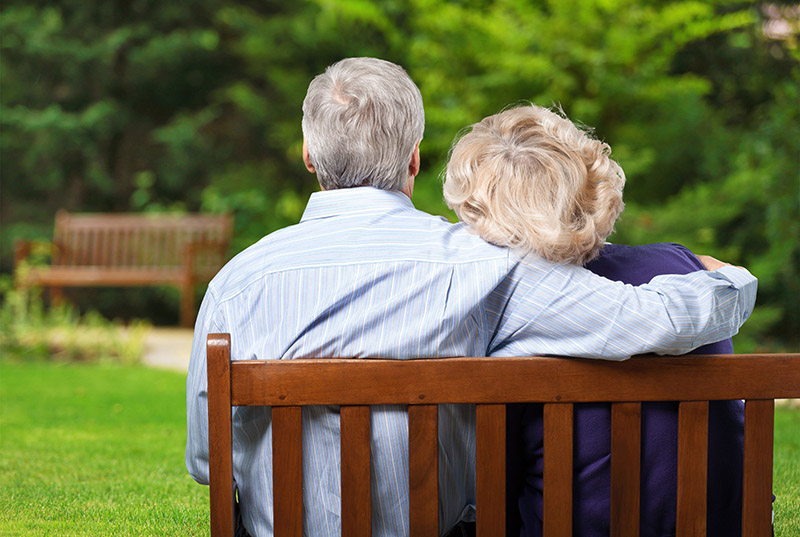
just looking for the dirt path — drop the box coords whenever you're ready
[141,327,193,372]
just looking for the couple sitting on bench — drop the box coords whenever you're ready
[185,57,756,537]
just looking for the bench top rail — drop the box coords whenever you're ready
[51,211,232,273]
[228,353,800,406]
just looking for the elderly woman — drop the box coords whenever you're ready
[443,104,744,537]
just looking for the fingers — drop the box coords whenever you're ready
[697,254,750,274]
[696,254,729,271]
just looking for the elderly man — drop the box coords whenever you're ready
[186,57,756,537]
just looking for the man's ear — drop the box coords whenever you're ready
[408,141,421,178]
[302,139,316,173]
[401,141,421,199]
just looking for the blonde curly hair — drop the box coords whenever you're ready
[443,105,625,265]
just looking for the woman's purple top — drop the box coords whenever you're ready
[506,243,744,537]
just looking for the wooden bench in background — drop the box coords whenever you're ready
[14,211,233,327]
[206,333,800,537]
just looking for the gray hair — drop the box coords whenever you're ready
[302,57,425,191]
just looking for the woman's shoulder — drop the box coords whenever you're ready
[585,242,705,286]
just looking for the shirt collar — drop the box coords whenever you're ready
[300,186,416,222]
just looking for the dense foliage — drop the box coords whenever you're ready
[1,0,798,349]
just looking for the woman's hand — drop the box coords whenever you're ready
[697,254,749,273]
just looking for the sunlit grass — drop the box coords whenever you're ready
[774,403,800,536]
[0,361,797,535]
[0,362,207,536]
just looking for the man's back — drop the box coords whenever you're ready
[188,187,510,535]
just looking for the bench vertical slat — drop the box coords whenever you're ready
[137,226,147,268]
[59,226,72,266]
[476,404,506,537]
[117,227,126,267]
[92,227,102,266]
[143,226,153,266]
[158,227,168,267]
[610,402,641,537]
[53,210,67,265]
[91,226,102,266]
[185,227,195,268]
[168,226,178,267]
[143,226,151,267]
[543,403,573,537]
[408,404,438,537]
[130,227,138,267]
[84,226,95,266]
[60,228,71,266]
[75,226,87,266]
[108,227,118,267]
[146,226,156,267]
[676,401,708,537]
[169,226,179,266]
[117,227,127,268]
[169,226,178,266]
[162,226,171,267]
[61,225,74,266]
[207,334,235,537]
[272,406,303,537]
[101,227,112,267]
[741,399,774,537]
[101,227,110,266]
[198,227,209,269]
[341,405,372,537]
[145,226,155,267]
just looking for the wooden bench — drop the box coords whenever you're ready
[14,211,233,327]
[206,333,800,537]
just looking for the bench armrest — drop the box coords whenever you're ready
[14,239,63,267]
[14,239,32,267]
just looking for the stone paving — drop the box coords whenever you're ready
[141,327,193,372]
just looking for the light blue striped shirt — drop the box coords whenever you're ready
[186,187,756,537]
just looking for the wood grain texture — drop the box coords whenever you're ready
[676,401,708,537]
[543,403,573,537]
[408,405,438,537]
[610,402,641,537]
[230,355,800,406]
[207,334,235,537]
[272,406,303,537]
[742,400,774,537]
[476,404,505,537]
[341,406,372,537]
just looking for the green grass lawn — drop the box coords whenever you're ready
[0,362,207,536]
[773,403,800,535]
[0,361,798,536]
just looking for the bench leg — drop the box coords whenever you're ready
[50,287,65,305]
[179,281,195,328]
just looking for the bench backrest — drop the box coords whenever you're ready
[206,333,800,537]
[52,211,232,276]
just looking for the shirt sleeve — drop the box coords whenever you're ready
[489,257,757,360]
[185,288,221,485]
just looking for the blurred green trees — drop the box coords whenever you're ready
[1,0,797,349]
